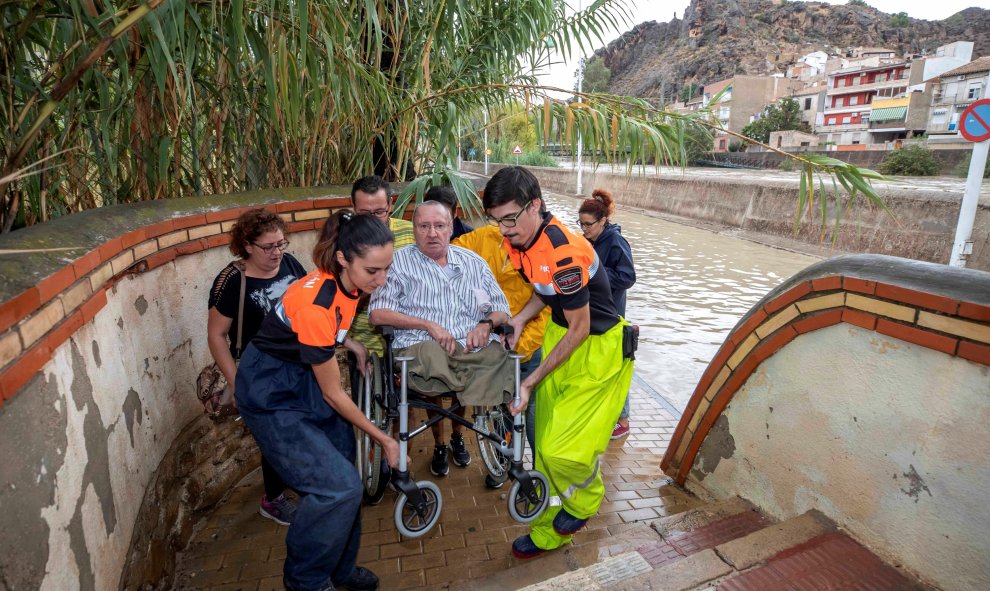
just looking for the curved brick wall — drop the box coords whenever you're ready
[662,254,990,591]
[0,190,352,589]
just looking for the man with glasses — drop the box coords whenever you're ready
[482,166,633,560]
[369,201,513,478]
[347,175,415,358]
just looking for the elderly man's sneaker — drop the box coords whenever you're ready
[430,444,450,476]
[484,474,506,489]
[259,493,297,526]
[338,566,379,591]
[450,432,472,467]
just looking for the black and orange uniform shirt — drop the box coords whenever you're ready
[504,212,619,335]
[252,270,360,365]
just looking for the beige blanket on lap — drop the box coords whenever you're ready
[396,340,514,406]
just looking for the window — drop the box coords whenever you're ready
[804,98,812,110]
[850,96,858,106]
[931,109,947,125]
[968,85,982,100]
[861,115,870,125]
[842,116,851,124]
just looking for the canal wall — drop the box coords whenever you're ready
[662,255,990,591]
[462,162,990,272]
[0,191,336,590]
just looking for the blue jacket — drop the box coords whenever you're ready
[590,223,636,317]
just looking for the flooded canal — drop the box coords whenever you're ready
[542,192,819,413]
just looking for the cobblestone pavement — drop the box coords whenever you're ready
[173,379,680,591]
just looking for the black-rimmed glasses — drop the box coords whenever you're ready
[578,218,602,229]
[357,207,391,219]
[487,200,533,228]
[252,240,290,253]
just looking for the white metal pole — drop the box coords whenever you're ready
[949,72,990,268]
[484,110,489,176]
[949,140,988,267]
[457,119,462,171]
[576,59,584,195]
[575,0,584,195]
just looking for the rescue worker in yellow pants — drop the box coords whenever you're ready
[482,166,636,558]
[531,320,632,550]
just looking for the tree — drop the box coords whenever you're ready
[680,84,701,102]
[0,0,888,236]
[848,0,868,6]
[581,59,612,94]
[741,98,811,144]
[889,12,909,27]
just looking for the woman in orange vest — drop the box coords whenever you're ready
[235,211,398,591]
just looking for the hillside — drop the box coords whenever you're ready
[595,0,990,100]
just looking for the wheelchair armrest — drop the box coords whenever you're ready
[380,325,395,338]
[493,324,514,337]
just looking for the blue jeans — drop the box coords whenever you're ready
[236,345,362,591]
[520,348,542,460]
[619,391,630,421]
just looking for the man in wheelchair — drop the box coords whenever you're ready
[369,200,514,477]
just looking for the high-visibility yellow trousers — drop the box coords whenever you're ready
[529,319,634,550]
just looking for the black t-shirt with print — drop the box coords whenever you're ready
[208,254,307,358]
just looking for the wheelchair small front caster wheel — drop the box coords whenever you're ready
[507,470,550,523]
[394,481,443,538]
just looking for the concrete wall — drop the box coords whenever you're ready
[463,162,990,271]
[0,191,338,590]
[709,148,973,174]
[659,255,990,591]
[692,324,990,591]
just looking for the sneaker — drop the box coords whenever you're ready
[259,493,297,526]
[430,444,449,476]
[610,423,630,440]
[552,508,589,536]
[511,534,546,559]
[450,432,472,467]
[337,566,379,591]
[484,474,505,489]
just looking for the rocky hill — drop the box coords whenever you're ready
[595,0,990,101]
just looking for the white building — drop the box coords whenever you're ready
[927,55,990,148]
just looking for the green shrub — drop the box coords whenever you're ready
[779,158,794,172]
[951,151,990,178]
[878,145,941,176]
[493,150,558,168]
[848,0,868,6]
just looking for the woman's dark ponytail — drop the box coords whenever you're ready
[314,211,393,275]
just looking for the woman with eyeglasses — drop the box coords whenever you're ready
[578,189,637,439]
[207,208,306,525]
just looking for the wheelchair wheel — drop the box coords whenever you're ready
[507,471,550,523]
[358,355,389,505]
[476,405,512,484]
[394,481,443,539]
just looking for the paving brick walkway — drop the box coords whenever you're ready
[173,379,680,591]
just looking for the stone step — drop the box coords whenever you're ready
[516,499,770,591]
[528,506,938,591]
[450,479,702,591]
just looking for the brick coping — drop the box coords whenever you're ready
[661,254,990,484]
[0,189,357,404]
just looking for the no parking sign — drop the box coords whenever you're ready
[959,99,990,143]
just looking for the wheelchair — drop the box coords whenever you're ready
[350,326,550,539]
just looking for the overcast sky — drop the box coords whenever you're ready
[536,0,988,94]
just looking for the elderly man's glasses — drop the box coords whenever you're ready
[252,240,290,253]
[578,218,602,229]
[487,200,533,228]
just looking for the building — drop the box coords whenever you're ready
[791,85,827,130]
[769,130,819,150]
[916,41,974,82]
[927,56,990,148]
[702,76,803,151]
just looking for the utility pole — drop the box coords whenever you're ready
[484,110,489,176]
[576,57,584,195]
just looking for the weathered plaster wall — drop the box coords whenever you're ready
[463,162,990,271]
[691,323,990,591]
[0,211,321,589]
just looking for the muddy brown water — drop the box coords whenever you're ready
[541,192,819,412]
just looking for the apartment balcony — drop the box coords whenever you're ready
[817,123,868,133]
[827,77,909,97]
